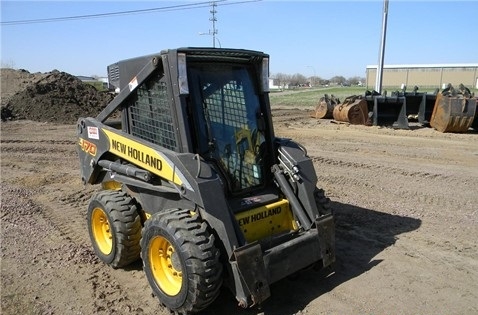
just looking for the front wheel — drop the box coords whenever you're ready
[87,190,142,268]
[141,209,222,314]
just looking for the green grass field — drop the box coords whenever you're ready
[269,87,367,107]
[269,87,366,107]
[269,86,478,107]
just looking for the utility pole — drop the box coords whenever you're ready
[375,0,388,93]
[210,2,218,47]
[200,2,219,47]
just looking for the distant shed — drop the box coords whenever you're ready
[366,64,478,90]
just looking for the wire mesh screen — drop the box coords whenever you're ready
[206,83,249,128]
[203,81,263,190]
[130,74,177,151]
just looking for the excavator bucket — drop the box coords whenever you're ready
[419,91,439,125]
[403,92,422,120]
[430,92,477,133]
[310,94,338,119]
[472,106,478,131]
[332,95,369,125]
[365,94,409,129]
[401,89,438,126]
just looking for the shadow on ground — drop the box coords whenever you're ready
[200,200,422,315]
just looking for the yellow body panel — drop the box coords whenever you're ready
[235,199,297,243]
[101,180,122,191]
[102,129,182,185]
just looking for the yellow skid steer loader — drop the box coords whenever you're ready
[77,47,335,314]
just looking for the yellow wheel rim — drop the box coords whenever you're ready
[149,235,182,296]
[91,207,113,255]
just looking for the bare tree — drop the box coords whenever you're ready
[273,72,291,89]
[330,76,347,85]
[309,76,322,87]
[272,72,364,88]
[290,73,308,87]
[348,76,365,86]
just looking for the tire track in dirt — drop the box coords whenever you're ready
[86,267,153,314]
[271,108,312,124]
[2,183,102,315]
[26,181,163,314]
[311,154,477,223]
[1,133,90,245]
[59,189,94,212]
[312,155,451,180]
[1,129,169,314]
[3,117,477,315]
[36,187,165,314]
[322,173,472,218]
[1,139,76,145]
[312,162,478,311]
[1,142,76,156]
[35,194,91,246]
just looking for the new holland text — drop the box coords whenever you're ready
[111,139,162,171]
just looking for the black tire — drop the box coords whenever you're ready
[314,188,332,216]
[87,190,142,268]
[141,209,223,315]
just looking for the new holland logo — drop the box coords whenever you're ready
[110,139,162,171]
[238,206,282,226]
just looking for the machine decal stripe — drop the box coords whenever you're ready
[102,129,183,186]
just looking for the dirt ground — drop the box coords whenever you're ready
[1,108,477,315]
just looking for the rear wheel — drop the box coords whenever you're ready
[87,190,142,268]
[314,188,332,216]
[141,209,223,315]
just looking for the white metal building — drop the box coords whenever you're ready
[366,63,478,90]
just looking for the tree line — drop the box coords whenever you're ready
[272,72,365,87]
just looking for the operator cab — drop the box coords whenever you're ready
[187,62,270,195]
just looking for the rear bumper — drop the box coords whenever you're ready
[231,213,335,306]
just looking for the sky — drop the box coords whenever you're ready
[1,0,477,79]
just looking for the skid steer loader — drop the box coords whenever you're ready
[77,47,335,314]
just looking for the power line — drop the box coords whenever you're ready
[1,0,260,26]
[0,1,221,25]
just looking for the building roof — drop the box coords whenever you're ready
[76,75,97,81]
[366,63,478,69]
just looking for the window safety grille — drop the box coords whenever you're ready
[203,81,263,190]
[130,75,177,151]
[206,82,249,128]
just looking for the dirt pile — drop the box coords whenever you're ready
[1,69,113,123]
[1,68,47,105]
